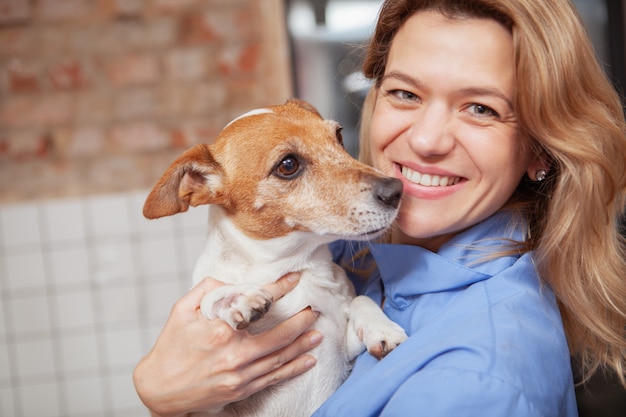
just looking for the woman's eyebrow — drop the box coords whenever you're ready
[380,71,423,89]
[458,87,514,110]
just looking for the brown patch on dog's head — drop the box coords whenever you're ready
[144,99,401,240]
[285,98,323,118]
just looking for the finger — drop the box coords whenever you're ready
[244,329,322,380]
[247,307,319,360]
[175,276,226,312]
[244,353,318,397]
[263,272,301,302]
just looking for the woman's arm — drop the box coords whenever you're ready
[133,273,323,417]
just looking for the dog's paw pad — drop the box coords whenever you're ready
[249,296,272,320]
[235,294,272,329]
[204,286,274,330]
[363,325,408,360]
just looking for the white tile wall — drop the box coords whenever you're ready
[0,190,208,417]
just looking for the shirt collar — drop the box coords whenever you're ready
[370,212,526,302]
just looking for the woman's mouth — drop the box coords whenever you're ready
[401,166,462,187]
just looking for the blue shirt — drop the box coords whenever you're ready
[314,213,577,416]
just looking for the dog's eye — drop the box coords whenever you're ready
[274,154,301,179]
[335,125,343,147]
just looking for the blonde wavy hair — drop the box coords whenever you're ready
[359,0,626,386]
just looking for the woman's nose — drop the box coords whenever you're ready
[406,104,455,157]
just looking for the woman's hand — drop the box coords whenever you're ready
[133,272,322,417]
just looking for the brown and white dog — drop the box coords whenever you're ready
[143,99,407,417]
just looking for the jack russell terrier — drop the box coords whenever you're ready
[143,99,407,417]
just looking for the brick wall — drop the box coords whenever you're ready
[0,0,292,203]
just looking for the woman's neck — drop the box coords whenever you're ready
[390,225,465,253]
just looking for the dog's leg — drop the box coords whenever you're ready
[346,295,408,360]
[200,284,273,330]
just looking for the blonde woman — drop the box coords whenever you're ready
[134,1,626,415]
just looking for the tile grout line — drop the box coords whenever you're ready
[129,192,152,359]
[37,202,69,417]
[82,196,114,416]
[0,206,24,417]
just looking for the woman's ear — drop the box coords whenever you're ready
[526,153,550,181]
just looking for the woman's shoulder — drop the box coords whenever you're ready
[412,252,568,364]
[382,252,574,409]
[432,255,573,406]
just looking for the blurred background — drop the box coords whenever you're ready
[0,0,624,416]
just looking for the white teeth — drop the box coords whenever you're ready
[401,166,460,187]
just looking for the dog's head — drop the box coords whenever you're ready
[143,99,402,240]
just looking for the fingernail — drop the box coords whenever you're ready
[304,358,317,368]
[286,272,301,283]
[309,332,323,345]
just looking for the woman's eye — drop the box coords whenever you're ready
[391,89,419,101]
[467,103,499,118]
[275,154,301,178]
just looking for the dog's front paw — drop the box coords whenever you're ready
[200,285,273,330]
[348,295,408,360]
[360,321,407,360]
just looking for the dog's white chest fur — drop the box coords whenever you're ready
[189,207,404,417]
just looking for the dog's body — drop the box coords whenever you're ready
[144,99,407,417]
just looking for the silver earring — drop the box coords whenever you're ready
[535,169,547,182]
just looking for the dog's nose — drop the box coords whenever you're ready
[374,177,403,209]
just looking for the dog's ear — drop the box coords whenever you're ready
[143,144,226,219]
[286,98,322,119]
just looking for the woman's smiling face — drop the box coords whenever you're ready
[370,11,541,251]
